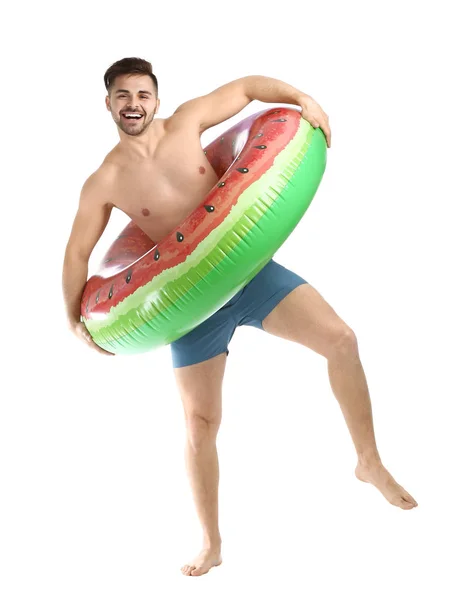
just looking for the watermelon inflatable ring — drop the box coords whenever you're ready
[80,107,327,355]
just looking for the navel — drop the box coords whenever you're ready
[141,208,151,217]
[199,166,206,175]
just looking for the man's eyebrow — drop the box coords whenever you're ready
[115,89,152,95]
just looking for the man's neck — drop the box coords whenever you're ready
[117,118,164,161]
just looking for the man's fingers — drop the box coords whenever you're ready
[319,121,332,148]
[321,113,331,147]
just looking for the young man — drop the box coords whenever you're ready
[62,57,417,577]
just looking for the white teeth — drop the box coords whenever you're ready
[124,113,142,118]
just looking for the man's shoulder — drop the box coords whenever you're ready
[162,109,201,135]
[83,163,118,209]
[93,162,118,185]
[101,144,122,171]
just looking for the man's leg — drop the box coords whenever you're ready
[261,282,418,510]
[173,352,227,576]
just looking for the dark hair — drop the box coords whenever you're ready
[104,57,158,96]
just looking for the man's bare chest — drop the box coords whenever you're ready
[110,133,218,242]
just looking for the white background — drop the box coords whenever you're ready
[1,0,475,597]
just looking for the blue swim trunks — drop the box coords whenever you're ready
[170,258,308,368]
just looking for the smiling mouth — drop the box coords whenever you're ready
[121,113,144,121]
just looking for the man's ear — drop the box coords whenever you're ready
[105,96,111,112]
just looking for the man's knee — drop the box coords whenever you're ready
[332,327,359,354]
[185,413,221,451]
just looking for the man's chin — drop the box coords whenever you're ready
[121,127,144,136]
[118,121,149,136]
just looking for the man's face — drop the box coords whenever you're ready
[106,74,159,136]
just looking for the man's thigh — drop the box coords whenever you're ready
[235,259,308,329]
[173,352,227,424]
[170,305,237,369]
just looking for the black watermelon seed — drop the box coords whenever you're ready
[253,145,267,149]
[217,182,225,187]
[154,249,160,261]
[204,150,207,155]
[96,291,100,304]
[86,297,90,313]
[271,118,287,122]
[126,269,133,282]
[104,258,113,263]
[220,136,224,143]
[116,234,128,240]
[236,167,249,173]
[254,133,263,138]
[108,285,114,300]
[270,109,281,114]
[204,205,215,213]
[176,232,184,242]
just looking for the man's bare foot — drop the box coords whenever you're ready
[181,546,223,577]
[355,461,418,510]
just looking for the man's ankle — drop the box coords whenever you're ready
[203,535,222,548]
[357,450,382,467]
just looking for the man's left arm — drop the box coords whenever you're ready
[174,75,331,148]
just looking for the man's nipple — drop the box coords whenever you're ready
[142,208,151,217]
[199,166,206,175]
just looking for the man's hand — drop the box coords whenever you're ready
[71,321,115,356]
[299,95,331,148]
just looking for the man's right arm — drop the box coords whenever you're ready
[62,170,114,330]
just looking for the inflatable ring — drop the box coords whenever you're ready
[80,107,327,355]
